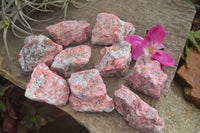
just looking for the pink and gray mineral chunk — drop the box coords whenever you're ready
[95,41,131,77]
[25,63,69,106]
[46,20,90,46]
[127,55,167,98]
[18,35,62,72]
[114,85,165,133]
[68,69,114,112]
[91,13,135,45]
[51,45,91,78]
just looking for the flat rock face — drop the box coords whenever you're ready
[127,56,167,98]
[46,20,90,46]
[25,63,69,106]
[0,0,196,133]
[68,69,114,112]
[177,48,200,108]
[51,45,91,78]
[18,35,62,72]
[91,13,135,45]
[95,41,131,77]
[114,85,164,133]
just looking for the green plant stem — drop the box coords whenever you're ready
[0,0,91,58]
[3,25,11,58]
[188,33,200,53]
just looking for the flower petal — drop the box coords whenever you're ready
[131,41,144,60]
[143,35,152,48]
[152,43,165,50]
[126,35,143,46]
[151,50,175,67]
[158,43,165,49]
[147,25,166,47]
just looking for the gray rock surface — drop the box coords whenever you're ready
[25,63,69,106]
[95,41,131,77]
[18,35,62,72]
[91,13,135,45]
[127,55,167,98]
[68,69,114,112]
[51,45,91,78]
[114,85,164,133]
[46,20,90,46]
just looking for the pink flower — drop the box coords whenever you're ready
[126,25,175,69]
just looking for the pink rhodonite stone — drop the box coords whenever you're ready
[68,69,114,112]
[95,41,131,77]
[18,35,62,72]
[51,45,91,78]
[127,55,167,98]
[91,13,135,45]
[25,63,69,106]
[114,85,165,133]
[46,20,90,46]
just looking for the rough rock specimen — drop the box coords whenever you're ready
[114,85,165,133]
[25,63,69,106]
[177,48,200,108]
[18,35,62,72]
[46,20,90,46]
[91,13,135,45]
[68,69,114,112]
[95,41,131,77]
[51,45,91,78]
[127,55,167,98]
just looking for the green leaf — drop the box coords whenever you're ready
[188,33,200,53]
[3,25,11,58]
[15,0,18,6]
[4,0,15,11]
[11,26,26,38]
[0,86,9,96]
[63,1,69,20]
[10,21,32,35]
[22,12,52,22]
[24,104,36,116]
[19,11,33,33]
[36,115,46,123]
[24,0,54,12]
[1,0,8,23]
[193,31,200,39]
[0,100,6,111]
[182,0,193,5]
[185,43,190,68]
[71,0,84,8]
[0,21,6,30]
[20,118,33,130]
[31,116,37,122]
[34,122,40,133]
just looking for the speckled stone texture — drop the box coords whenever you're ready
[0,0,196,132]
[68,69,114,112]
[114,85,164,133]
[91,13,135,45]
[25,63,69,106]
[127,55,167,98]
[46,20,90,46]
[51,45,91,78]
[18,35,62,72]
[95,41,131,77]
